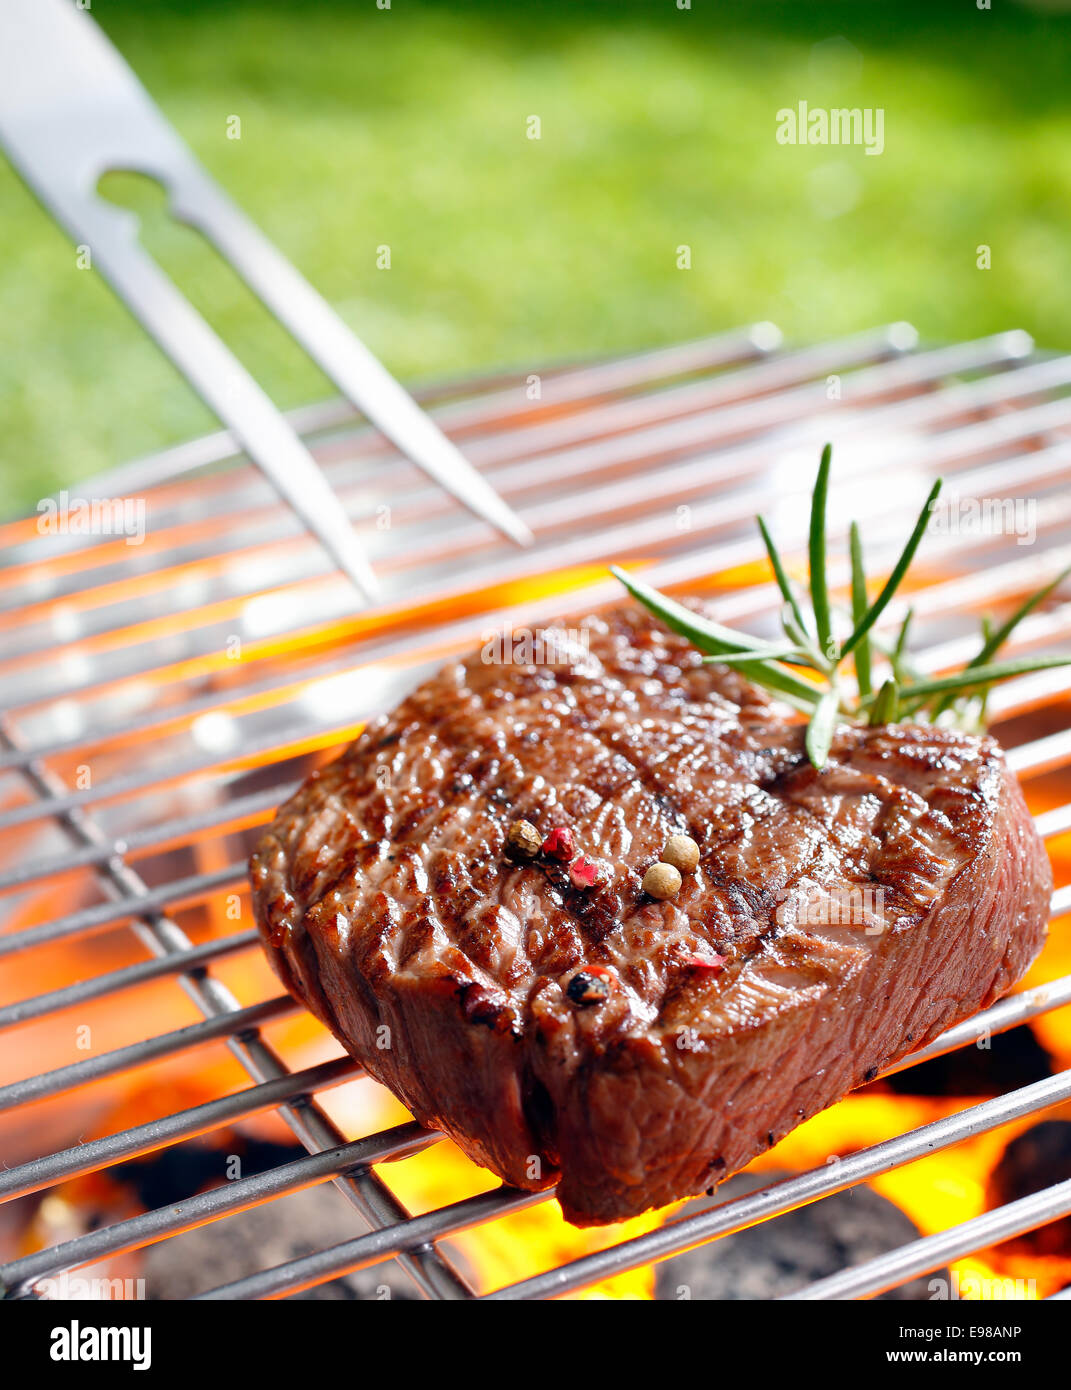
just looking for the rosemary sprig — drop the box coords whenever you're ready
[611,444,1071,770]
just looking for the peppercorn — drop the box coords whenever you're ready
[542,826,576,861]
[642,861,682,900]
[505,819,542,860]
[568,853,604,890]
[683,952,728,972]
[662,834,700,874]
[566,968,612,1006]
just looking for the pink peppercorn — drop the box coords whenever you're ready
[684,952,728,972]
[568,853,603,890]
[542,826,575,861]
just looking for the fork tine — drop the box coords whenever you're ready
[171,171,533,547]
[92,210,380,599]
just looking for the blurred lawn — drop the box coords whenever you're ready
[3,0,1071,513]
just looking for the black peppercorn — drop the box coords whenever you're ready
[566,969,612,1006]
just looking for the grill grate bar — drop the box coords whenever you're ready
[0,994,300,1109]
[0,717,354,834]
[1,424,1067,772]
[0,328,904,626]
[881,964,1071,1076]
[4,465,1070,848]
[0,330,1049,657]
[190,1042,1071,1303]
[0,1121,436,1298]
[4,815,1069,968]
[485,1070,1071,1300]
[786,1178,1071,1301]
[0,927,258,1027]
[1036,803,1071,841]
[0,1056,361,1203]
[1007,726,1071,778]
[0,324,903,585]
[0,784,290,895]
[3,651,1066,858]
[5,884,1069,1045]
[195,1187,550,1302]
[0,864,245,957]
[0,643,386,771]
[98,329,880,541]
[0,666,1061,916]
[6,790,1069,991]
[5,406,1069,722]
[8,425,1064,687]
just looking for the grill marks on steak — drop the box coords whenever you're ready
[251,602,1052,1225]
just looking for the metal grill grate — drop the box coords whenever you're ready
[3,321,1071,1300]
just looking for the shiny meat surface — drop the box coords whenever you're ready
[251,602,1051,1224]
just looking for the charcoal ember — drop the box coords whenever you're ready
[142,1185,422,1300]
[884,1024,1052,1098]
[655,1172,947,1300]
[986,1121,1071,1258]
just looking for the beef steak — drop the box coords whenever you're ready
[250,601,1051,1225]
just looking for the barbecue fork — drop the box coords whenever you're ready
[0,0,532,601]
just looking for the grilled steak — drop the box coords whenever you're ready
[250,601,1052,1225]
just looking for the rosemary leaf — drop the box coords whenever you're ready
[849,521,872,699]
[977,617,994,726]
[869,677,900,726]
[702,645,819,668]
[868,653,1071,705]
[609,568,761,651]
[894,606,914,663]
[781,602,811,648]
[809,444,834,663]
[974,565,1071,665]
[841,478,943,659]
[806,687,840,769]
[931,563,1071,719]
[873,608,922,686]
[758,514,810,642]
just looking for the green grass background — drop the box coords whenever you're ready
[3,0,1071,514]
